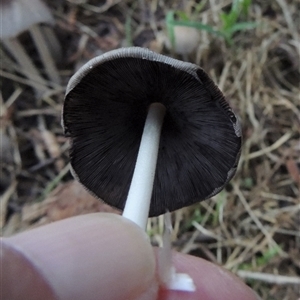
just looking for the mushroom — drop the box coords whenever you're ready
[166,26,201,58]
[1,0,61,87]
[63,47,241,229]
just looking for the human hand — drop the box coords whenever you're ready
[1,213,259,300]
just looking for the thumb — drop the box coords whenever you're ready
[2,213,157,300]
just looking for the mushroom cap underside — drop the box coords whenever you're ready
[63,47,242,217]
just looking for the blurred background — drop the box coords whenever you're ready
[1,0,299,299]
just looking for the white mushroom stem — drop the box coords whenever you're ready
[159,212,196,292]
[123,102,166,229]
[29,24,60,85]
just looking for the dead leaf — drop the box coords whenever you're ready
[22,180,120,229]
[286,158,300,184]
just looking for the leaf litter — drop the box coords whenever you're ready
[0,0,299,299]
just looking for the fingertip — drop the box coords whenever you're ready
[3,214,259,300]
[5,213,157,300]
[1,240,55,300]
[162,251,259,300]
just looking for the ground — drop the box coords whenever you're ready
[0,0,299,299]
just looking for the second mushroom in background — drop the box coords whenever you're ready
[1,0,61,92]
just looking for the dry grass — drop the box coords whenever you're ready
[1,1,299,299]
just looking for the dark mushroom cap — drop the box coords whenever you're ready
[62,47,242,217]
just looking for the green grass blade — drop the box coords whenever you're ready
[226,22,258,34]
[169,20,225,37]
[166,11,176,49]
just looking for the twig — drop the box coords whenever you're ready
[38,115,64,171]
[0,88,22,117]
[275,0,298,41]
[37,163,70,202]
[30,24,60,85]
[192,221,222,241]
[237,270,300,285]
[233,184,283,253]
[0,69,48,92]
[81,0,123,13]
[17,108,59,117]
[241,131,293,163]
[2,38,47,93]
[260,191,297,203]
[41,26,62,62]
[0,181,17,229]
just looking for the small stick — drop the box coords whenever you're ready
[123,102,166,229]
[237,270,300,285]
[0,69,48,92]
[41,26,62,62]
[30,24,60,85]
[0,181,17,228]
[3,38,47,87]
